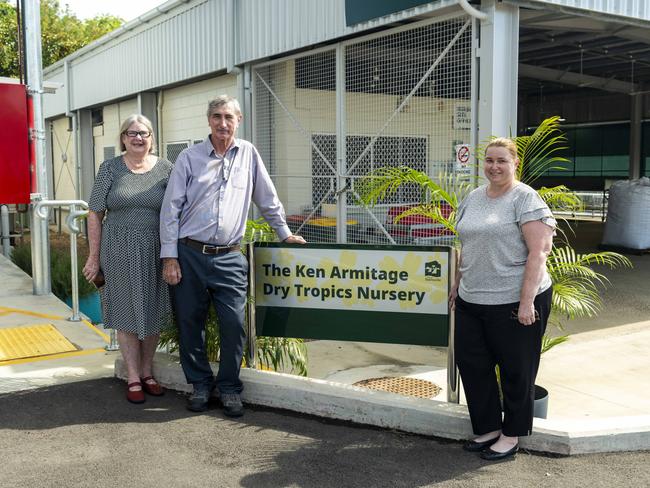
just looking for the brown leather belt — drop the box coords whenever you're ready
[180,238,240,255]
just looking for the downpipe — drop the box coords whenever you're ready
[1,205,10,257]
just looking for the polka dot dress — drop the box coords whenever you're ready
[89,156,173,339]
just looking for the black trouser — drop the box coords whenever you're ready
[171,242,248,394]
[454,286,552,437]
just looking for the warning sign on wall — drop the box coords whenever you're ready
[453,104,471,129]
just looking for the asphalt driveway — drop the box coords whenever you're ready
[0,378,648,488]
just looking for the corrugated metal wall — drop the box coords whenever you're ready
[65,0,228,112]
[44,0,459,117]
[236,0,459,64]
[42,0,650,118]
[530,0,650,21]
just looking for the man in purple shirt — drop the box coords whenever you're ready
[160,95,305,417]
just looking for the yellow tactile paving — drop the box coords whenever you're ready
[0,306,109,343]
[0,324,77,362]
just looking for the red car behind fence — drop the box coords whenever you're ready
[384,203,455,245]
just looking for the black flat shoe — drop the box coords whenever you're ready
[480,443,519,461]
[462,436,499,452]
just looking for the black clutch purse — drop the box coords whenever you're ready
[92,270,105,289]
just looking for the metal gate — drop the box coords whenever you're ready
[252,14,475,244]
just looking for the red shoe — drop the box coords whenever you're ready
[127,382,145,404]
[141,376,164,396]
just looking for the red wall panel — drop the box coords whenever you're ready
[0,83,31,204]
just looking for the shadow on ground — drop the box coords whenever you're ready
[1,378,649,488]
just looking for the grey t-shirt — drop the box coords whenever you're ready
[456,183,556,305]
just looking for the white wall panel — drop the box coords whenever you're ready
[50,117,77,201]
[161,74,238,147]
[93,99,138,173]
[43,68,67,119]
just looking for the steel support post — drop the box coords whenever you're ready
[25,0,51,295]
[446,247,459,403]
[246,242,257,369]
[629,93,642,180]
[477,0,519,148]
[335,44,348,244]
[1,205,10,257]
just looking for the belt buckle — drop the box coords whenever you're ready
[202,244,216,254]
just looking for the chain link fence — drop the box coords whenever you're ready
[253,15,473,244]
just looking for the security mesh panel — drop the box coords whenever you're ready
[166,142,190,163]
[345,18,472,245]
[254,50,338,243]
[353,376,442,399]
[103,146,115,161]
[253,17,472,244]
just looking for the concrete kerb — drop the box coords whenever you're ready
[115,355,650,456]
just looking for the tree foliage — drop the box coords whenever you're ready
[0,0,122,78]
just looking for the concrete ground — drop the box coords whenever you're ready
[1,378,649,488]
[0,253,117,394]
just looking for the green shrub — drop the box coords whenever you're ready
[10,241,31,276]
[11,239,97,300]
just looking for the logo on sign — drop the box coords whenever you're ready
[425,260,442,280]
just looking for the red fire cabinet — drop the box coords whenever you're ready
[0,82,31,204]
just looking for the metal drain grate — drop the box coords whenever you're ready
[353,376,441,399]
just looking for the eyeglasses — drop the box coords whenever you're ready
[123,130,151,138]
[510,309,540,321]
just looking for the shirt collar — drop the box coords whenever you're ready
[204,135,241,158]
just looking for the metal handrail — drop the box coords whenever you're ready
[33,199,88,321]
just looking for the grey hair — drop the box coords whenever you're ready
[119,114,156,154]
[206,95,242,118]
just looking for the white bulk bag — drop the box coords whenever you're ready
[602,177,650,250]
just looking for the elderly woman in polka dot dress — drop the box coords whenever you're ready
[83,114,173,404]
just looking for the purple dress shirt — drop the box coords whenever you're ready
[160,137,291,258]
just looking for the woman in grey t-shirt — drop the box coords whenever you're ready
[449,137,555,460]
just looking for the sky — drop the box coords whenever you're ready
[61,0,167,22]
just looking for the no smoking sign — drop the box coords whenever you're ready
[455,144,470,166]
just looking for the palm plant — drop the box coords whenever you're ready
[360,116,632,351]
[159,218,308,376]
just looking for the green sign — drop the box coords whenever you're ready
[345,0,434,26]
[254,243,451,346]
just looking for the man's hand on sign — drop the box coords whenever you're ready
[284,234,307,244]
